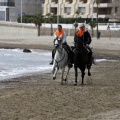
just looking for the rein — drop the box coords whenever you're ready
[54,48,65,68]
[73,48,83,53]
[73,45,87,54]
[54,38,63,54]
[57,47,63,54]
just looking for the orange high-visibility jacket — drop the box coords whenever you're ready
[76,28,85,37]
[54,28,65,38]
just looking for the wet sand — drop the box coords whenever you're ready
[0,36,120,120]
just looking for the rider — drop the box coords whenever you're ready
[74,23,93,65]
[49,24,73,66]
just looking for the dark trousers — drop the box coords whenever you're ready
[52,49,56,59]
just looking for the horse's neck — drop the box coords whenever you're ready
[75,38,84,50]
[57,45,63,54]
[56,46,65,58]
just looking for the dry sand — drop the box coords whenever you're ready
[0,36,120,120]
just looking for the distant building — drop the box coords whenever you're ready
[1,0,120,22]
[42,0,120,20]
[0,0,44,21]
[0,0,15,21]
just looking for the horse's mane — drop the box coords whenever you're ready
[73,36,88,56]
[74,36,84,51]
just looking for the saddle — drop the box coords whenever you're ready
[62,43,71,58]
[73,46,89,55]
[62,43,74,66]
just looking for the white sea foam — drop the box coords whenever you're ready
[0,49,52,81]
[96,59,118,62]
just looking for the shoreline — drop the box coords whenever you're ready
[0,42,119,60]
[0,43,53,51]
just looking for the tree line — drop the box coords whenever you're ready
[17,13,109,37]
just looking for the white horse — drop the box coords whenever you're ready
[52,37,71,85]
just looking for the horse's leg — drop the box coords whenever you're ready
[74,64,78,86]
[81,66,85,85]
[61,67,65,85]
[52,61,56,74]
[87,64,91,76]
[88,68,91,76]
[53,67,58,80]
[64,67,70,83]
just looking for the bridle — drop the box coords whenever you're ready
[54,53,65,69]
[54,37,63,54]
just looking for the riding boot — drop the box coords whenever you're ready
[49,49,56,65]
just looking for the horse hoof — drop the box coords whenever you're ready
[74,83,77,86]
[64,78,67,81]
[88,73,91,76]
[81,83,85,85]
[65,81,68,84]
[53,77,56,80]
[61,82,63,85]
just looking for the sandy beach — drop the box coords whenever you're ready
[0,36,120,120]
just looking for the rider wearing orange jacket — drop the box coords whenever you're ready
[74,23,93,65]
[54,25,66,43]
[49,25,73,66]
[75,23,92,47]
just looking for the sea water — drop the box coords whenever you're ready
[0,49,117,81]
[0,49,52,81]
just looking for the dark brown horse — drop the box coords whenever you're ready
[73,37,92,85]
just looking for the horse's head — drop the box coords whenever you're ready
[54,37,62,49]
